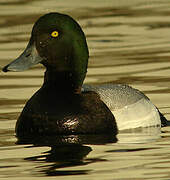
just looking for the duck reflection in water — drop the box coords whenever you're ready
[25,144,92,176]
[18,134,117,176]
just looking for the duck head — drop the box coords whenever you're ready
[2,13,89,93]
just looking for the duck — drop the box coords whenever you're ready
[2,12,168,137]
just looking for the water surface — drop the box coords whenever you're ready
[1,0,170,179]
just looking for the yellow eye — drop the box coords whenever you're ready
[51,31,59,38]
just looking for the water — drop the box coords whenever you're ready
[1,0,170,179]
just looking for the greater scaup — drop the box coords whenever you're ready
[2,12,168,137]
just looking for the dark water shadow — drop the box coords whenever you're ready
[15,134,117,176]
[25,144,92,176]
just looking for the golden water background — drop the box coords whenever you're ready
[1,0,170,179]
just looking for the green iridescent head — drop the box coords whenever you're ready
[3,12,89,89]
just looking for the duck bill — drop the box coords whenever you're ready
[2,38,43,72]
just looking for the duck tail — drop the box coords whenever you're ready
[158,109,170,127]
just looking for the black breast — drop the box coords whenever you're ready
[15,88,117,137]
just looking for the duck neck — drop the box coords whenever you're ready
[43,70,82,94]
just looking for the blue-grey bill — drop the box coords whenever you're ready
[2,40,43,72]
